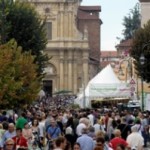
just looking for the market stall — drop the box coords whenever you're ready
[74,64,131,108]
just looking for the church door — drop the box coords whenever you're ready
[43,80,53,97]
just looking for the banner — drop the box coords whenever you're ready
[89,83,130,98]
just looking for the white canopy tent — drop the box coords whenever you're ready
[74,64,131,108]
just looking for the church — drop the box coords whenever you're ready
[30,0,102,96]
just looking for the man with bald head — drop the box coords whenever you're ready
[109,129,128,150]
[0,123,16,149]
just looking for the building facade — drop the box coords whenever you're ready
[77,6,102,79]
[140,0,150,26]
[31,0,101,95]
[100,51,119,69]
[115,39,133,58]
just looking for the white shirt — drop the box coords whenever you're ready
[126,132,144,150]
[38,120,45,137]
[88,114,94,126]
[93,123,100,134]
[65,126,73,135]
[76,123,86,136]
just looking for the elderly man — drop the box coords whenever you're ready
[0,123,16,148]
[126,125,144,150]
[77,127,95,150]
[76,117,90,137]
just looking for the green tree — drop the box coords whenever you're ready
[122,3,141,40]
[130,20,150,82]
[0,39,41,108]
[0,0,48,74]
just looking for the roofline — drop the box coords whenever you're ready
[139,0,150,2]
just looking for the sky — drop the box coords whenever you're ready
[81,0,139,51]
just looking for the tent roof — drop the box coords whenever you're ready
[74,64,130,108]
[89,64,120,84]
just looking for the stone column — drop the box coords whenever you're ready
[59,3,64,38]
[59,50,64,90]
[60,12,64,38]
[68,51,73,91]
[68,3,72,38]
[82,51,89,87]
[73,50,78,94]
[68,11,73,38]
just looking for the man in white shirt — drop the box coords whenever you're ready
[76,123,86,137]
[76,118,89,137]
[126,125,144,150]
[94,118,106,134]
[88,111,94,126]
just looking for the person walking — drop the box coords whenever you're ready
[47,118,61,149]
[109,129,128,150]
[3,138,14,150]
[76,128,94,150]
[126,125,144,150]
[16,113,27,130]
[12,128,28,149]
[53,136,67,150]
[0,123,16,149]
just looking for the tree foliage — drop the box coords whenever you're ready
[0,0,48,74]
[0,40,41,108]
[130,20,150,82]
[122,3,141,40]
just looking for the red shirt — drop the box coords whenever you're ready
[12,136,28,149]
[109,137,128,150]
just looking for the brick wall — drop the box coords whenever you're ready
[77,7,101,62]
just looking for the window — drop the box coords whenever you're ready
[45,22,52,40]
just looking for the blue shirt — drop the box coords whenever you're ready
[77,134,94,150]
[0,131,16,147]
[47,126,61,139]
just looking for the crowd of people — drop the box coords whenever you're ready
[0,96,150,150]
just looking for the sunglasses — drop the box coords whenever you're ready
[6,143,14,146]
[97,143,104,146]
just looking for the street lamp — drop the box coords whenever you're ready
[140,53,145,111]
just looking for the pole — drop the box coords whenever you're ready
[83,82,85,108]
[141,77,144,111]
[136,76,139,100]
